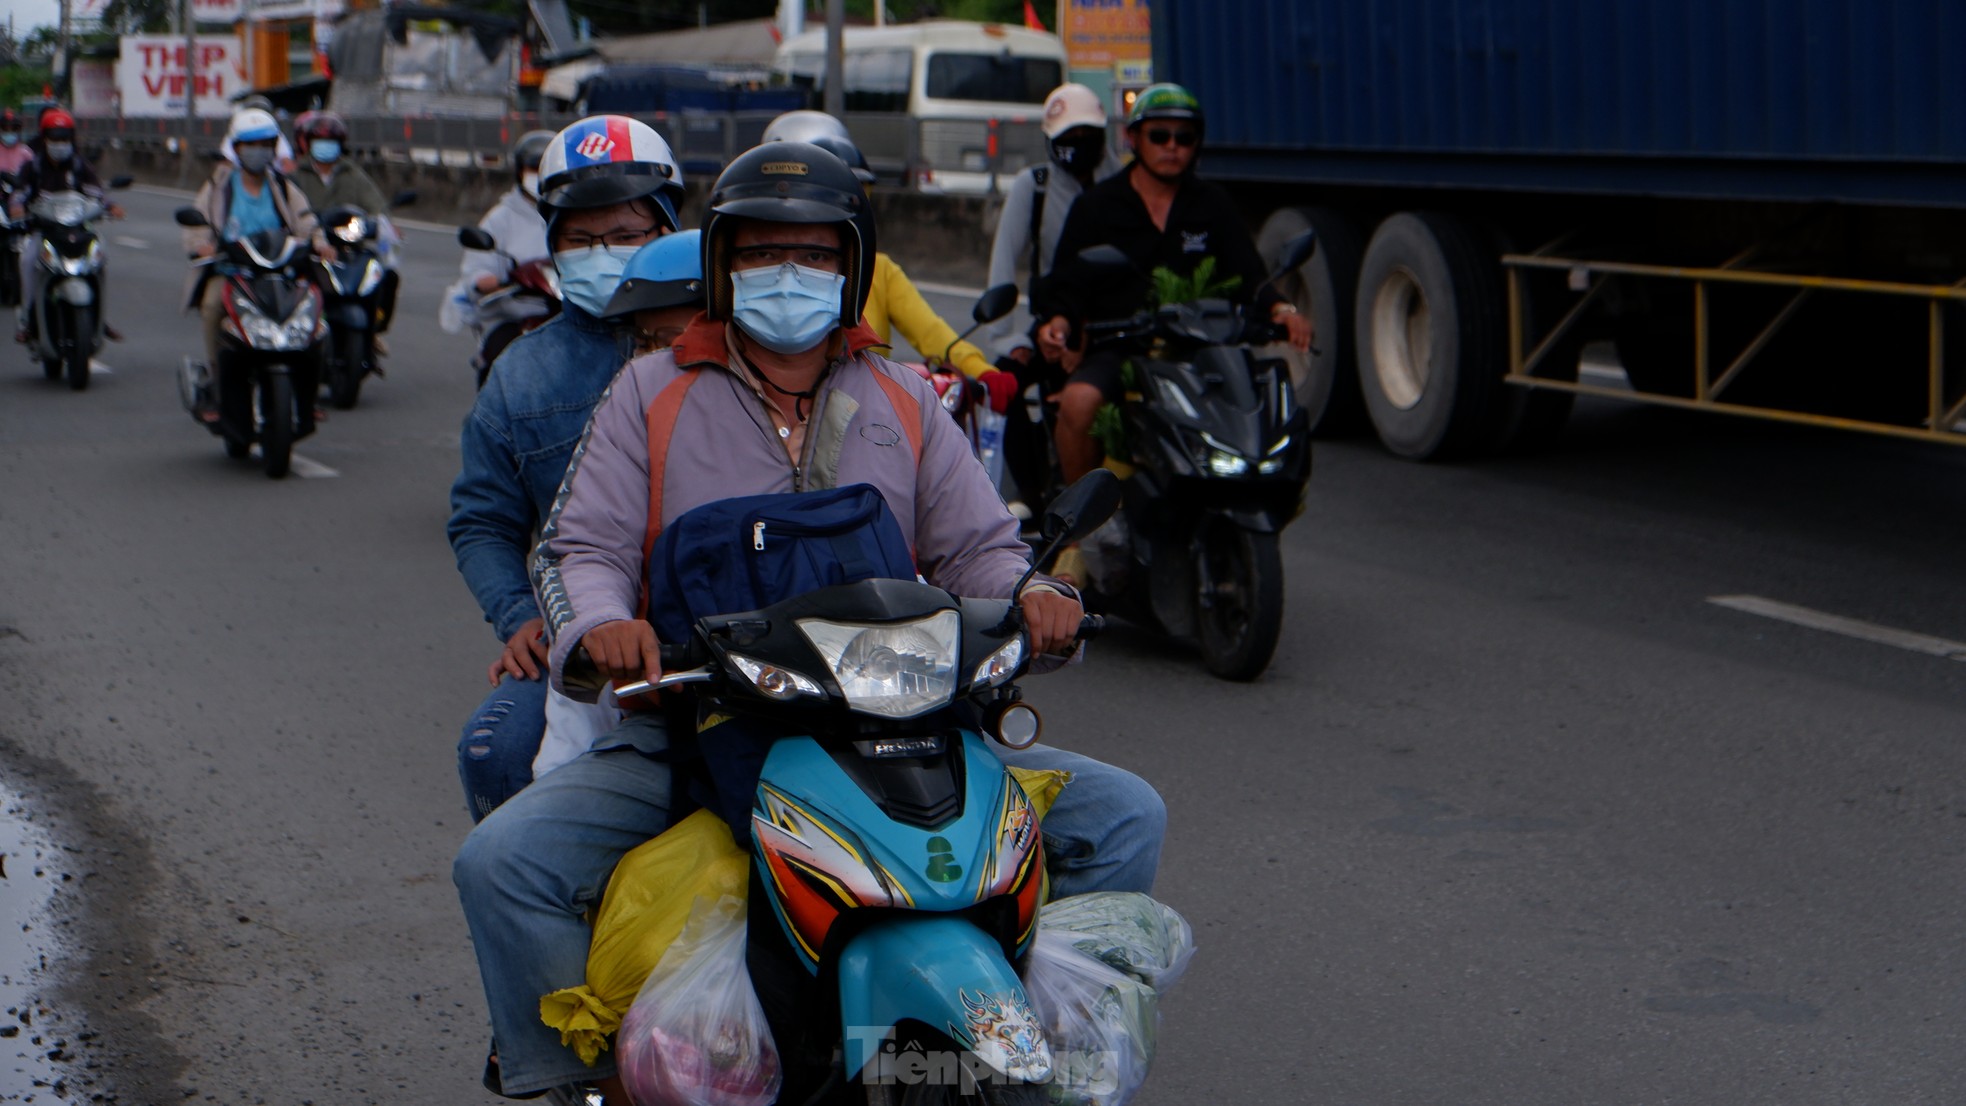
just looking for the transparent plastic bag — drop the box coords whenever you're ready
[617,895,782,1106]
[1038,892,1196,991]
[1021,929,1157,1106]
[438,276,474,333]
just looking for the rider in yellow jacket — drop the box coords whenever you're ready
[861,251,993,379]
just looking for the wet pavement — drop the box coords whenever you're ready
[0,781,70,1102]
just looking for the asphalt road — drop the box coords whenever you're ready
[2,185,1964,1105]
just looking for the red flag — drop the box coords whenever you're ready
[1024,0,1046,31]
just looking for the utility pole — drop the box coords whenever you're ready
[57,0,71,100]
[180,0,197,187]
[823,0,843,118]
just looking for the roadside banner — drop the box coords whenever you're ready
[1057,0,1152,70]
[116,35,242,118]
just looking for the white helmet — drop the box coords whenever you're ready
[1041,83,1107,139]
[536,115,684,230]
[760,110,852,146]
[226,107,282,145]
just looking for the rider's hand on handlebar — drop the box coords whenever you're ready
[1037,316,1072,363]
[1272,304,1314,352]
[106,203,125,220]
[488,617,550,685]
[581,619,663,686]
[474,273,502,294]
[1020,587,1085,656]
[979,369,1020,414]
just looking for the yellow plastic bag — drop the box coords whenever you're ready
[539,808,751,1066]
[1009,765,1069,820]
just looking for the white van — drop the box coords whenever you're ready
[774,20,1068,194]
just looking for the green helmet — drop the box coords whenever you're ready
[1126,83,1203,134]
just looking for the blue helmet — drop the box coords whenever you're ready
[601,229,705,318]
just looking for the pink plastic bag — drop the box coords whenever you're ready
[616,896,782,1106]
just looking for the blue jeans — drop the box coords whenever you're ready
[452,714,1166,1097]
[457,674,549,823]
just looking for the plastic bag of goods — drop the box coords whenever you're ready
[1037,891,1195,990]
[1021,928,1158,1106]
[538,809,750,1066]
[617,894,782,1106]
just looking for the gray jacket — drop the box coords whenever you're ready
[985,152,1126,352]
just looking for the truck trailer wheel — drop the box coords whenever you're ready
[1354,212,1507,459]
[1257,206,1364,434]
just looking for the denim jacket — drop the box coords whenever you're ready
[448,303,630,642]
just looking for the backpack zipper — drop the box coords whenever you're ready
[753,521,766,551]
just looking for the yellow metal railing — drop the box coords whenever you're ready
[1503,253,1966,446]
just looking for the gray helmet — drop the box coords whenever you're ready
[760,110,852,146]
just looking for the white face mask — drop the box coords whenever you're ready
[520,171,540,200]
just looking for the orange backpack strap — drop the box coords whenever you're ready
[637,368,702,617]
[869,366,925,466]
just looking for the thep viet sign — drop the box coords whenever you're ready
[117,35,242,118]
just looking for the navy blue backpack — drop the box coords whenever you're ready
[644,484,919,843]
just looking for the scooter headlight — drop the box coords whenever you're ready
[1198,431,1250,477]
[235,293,321,351]
[970,635,1026,690]
[796,611,960,719]
[332,216,370,244]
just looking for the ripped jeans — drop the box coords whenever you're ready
[457,674,548,823]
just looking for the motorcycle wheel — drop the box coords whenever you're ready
[1195,518,1285,682]
[260,373,294,479]
[327,329,367,410]
[62,307,96,390]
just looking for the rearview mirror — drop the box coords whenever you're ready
[1268,230,1316,282]
[458,226,495,251]
[173,206,209,228]
[972,282,1019,324]
[107,174,133,190]
[1040,468,1123,546]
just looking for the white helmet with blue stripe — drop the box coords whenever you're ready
[225,107,281,146]
[537,114,684,231]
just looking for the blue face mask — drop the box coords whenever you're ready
[730,262,847,355]
[0,134,18,148]
[45,142,73,162]
[311,139,342,163]
[553,244,640,317]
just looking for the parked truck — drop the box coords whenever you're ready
[1156,0,1966,457]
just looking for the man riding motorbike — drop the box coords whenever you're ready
[447,129,557,373]
[1035,83,1314,483]
[451,141,1166,1103]
[181,107,328,430]
[447,115,683,826]
[11,109,122,344]
[985,83,1126,508]
[291,111,387,222]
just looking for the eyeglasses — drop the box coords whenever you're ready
[733,243,845,272]
[558,223,662,252]
[1144,128,1199,149]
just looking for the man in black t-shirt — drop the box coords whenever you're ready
[1033,83,1312,482]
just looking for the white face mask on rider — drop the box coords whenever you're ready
[520,170,541,200]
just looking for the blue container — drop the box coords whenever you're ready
[1153,0,1966,206]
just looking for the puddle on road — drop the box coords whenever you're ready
[0,781,72,1102]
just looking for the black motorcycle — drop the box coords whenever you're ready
[1046,233,1317,681]
[174,207,326,480]
[18,177,131,390]
[315,190,413,409]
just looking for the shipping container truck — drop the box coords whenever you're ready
[1154,0,1966,457]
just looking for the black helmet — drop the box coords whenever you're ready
[702,141,875,328]
[512,129,553,175]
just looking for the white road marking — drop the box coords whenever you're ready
[289,454,339,479]
[245,447,340,478]
[90,360,111,374]
[112,235,149,250]
[1708,594,1966,661]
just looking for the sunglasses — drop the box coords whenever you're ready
[1144,128,1199,149]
